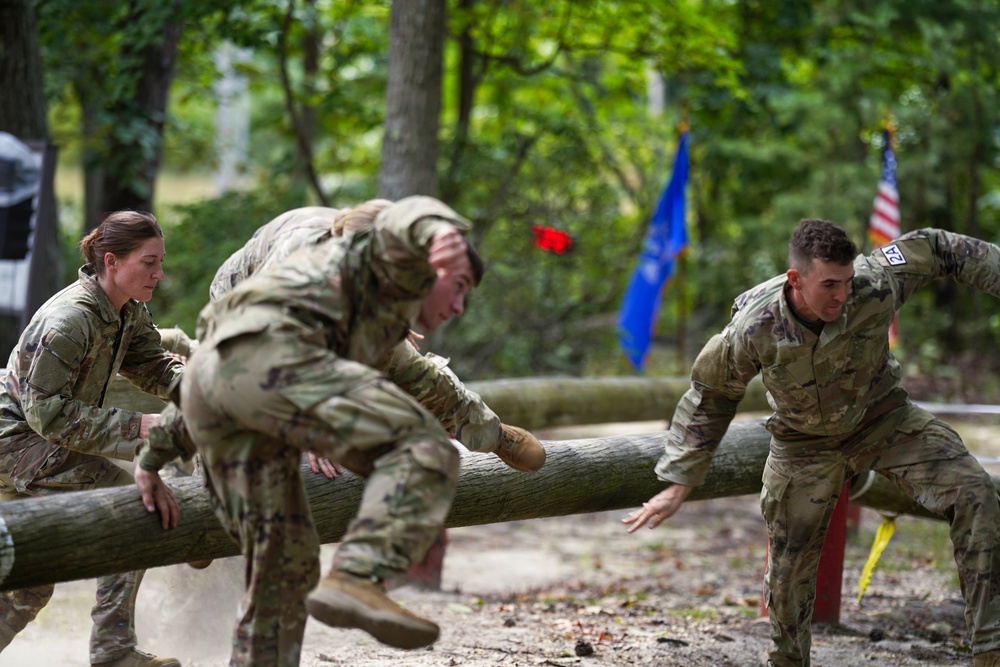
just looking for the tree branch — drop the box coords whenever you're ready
[279,0,329,206]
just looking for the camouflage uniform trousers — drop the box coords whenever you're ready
[181,330,460,667]
[0,444,145,663]
[761,394,1000,666]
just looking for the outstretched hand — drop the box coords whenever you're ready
[134,466,179,530]
[622,484,692,534]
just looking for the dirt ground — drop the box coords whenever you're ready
[3,415,999,667]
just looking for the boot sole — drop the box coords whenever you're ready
[497,451,546,472]
[307,586,439,649]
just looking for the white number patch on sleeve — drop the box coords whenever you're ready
[880,243,907,266]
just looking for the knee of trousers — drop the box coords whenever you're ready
[408,435,461,482]
[381,433,461,484]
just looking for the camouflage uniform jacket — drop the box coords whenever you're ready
[0,266,183,491]
[656,228,1000,487]
[208,206,339,301]
[138,200,501,471]
[196,196,482,413]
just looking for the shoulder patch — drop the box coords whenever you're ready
[880,243,907,266]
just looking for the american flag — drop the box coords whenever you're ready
[868,129,899,248]
[869,127,900,347]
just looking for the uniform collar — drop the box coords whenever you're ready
[78,264,131,323]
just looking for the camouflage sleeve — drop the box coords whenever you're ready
[136,401,197,471]
[875,228,1000,304]
[209,248,250,301]
[257,227,331,274]
[654,328,758,487]
[382,341,502,452]
[157,326,198,358]
[117,305,185,402]
[18,320,143,460]
[210,212,335,301]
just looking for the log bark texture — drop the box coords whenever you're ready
[0,419,956,591]
[104,374,773,430]
[467,376,772,428]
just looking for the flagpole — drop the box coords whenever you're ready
[868,112,900,350]
[675,120,689,372]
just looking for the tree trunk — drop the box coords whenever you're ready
[78,94,106,234]
[378,0,446,199]
[0,0,57,362]
[0,0,49,139]
[0,419,951,591]
[88,5,184,226]
[278,0,328,206]
[441,0,478,202]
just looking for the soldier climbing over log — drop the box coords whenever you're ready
[625,219,1000,667]
[135,196,546,666]
[137,199,545,502]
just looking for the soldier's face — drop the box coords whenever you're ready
[417,260,475,332]
[100,237,166,310]
[787,258,854,322]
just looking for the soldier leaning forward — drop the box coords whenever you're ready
[626,221,1000,667]
[144,196,539,667]
[0,211,182,667]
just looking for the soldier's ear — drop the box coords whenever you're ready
[786,268,801,289]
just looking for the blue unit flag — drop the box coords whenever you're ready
[617,132,690,371]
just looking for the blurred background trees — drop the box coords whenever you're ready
[6,0,1000,391]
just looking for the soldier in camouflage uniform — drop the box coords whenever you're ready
[149,196,536,666]
[136,200,541,490]
[206,200,538,468]
[0,211,183,667]
[624,220,1000,667]
[208,205,352,302]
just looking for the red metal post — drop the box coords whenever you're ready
[813,482,850,623]
[388,528,448,590]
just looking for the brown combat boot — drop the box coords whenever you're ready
[495,424,546,472]
[92,648,181,667]
[975,649,1000,667]
[307,570,439,649]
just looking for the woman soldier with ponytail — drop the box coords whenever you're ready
[0,210,183,667]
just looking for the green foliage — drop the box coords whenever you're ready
[34,0,1000,381]
[150,188,305,333]
[425,1,746,377]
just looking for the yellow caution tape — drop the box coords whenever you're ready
[857,515,896,604]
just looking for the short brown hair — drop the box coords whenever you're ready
[80,210,163,277]
[464,237,484,286]
[789,219,857,272]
